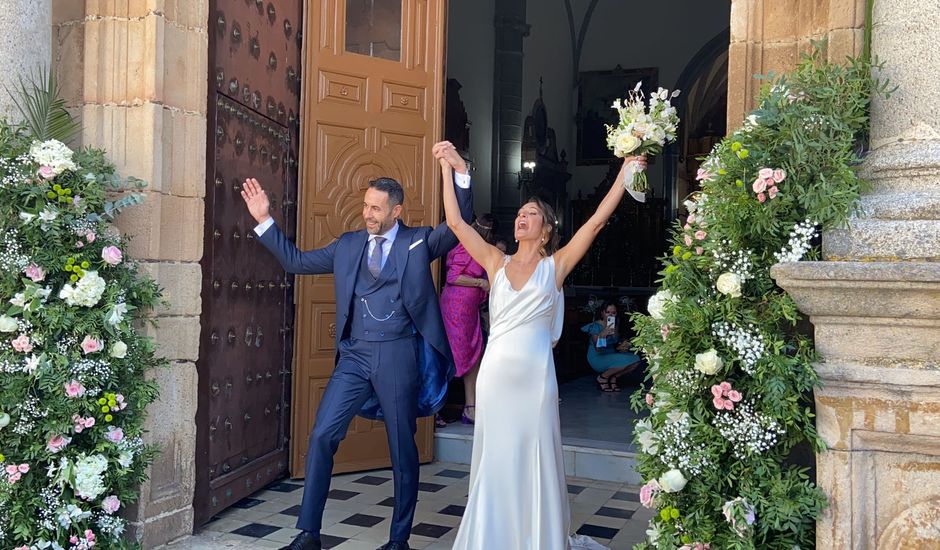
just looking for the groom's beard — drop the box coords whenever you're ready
[365,217,398,235]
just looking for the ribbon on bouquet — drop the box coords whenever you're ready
[622,160,647,203]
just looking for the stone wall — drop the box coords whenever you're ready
[727,0,867,129]
[52,1,208,546]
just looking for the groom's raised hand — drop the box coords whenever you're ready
[240,178,272,225]
[432,141,468,175]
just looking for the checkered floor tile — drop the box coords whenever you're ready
[190,462,653,549]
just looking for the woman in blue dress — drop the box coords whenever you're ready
[581,301,641,392]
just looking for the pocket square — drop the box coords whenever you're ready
[409,239,424,251]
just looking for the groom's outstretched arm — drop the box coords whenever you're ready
[428,142,473,260]
[241,177,337,275]
[255,220,337,275]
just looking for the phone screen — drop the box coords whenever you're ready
[606,315,616,328]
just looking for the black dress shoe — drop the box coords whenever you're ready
[376,542,410,550]
[280,531,321,550]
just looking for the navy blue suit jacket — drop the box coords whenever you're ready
[257,183,473,419]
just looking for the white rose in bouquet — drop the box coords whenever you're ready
[647,289,675,320]
[110,341,128,359]
[716,272,742,298]
[694,348,724,375]
[658,469,688,493]
[0,315,18,332]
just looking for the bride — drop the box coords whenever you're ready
[434,144,646,550]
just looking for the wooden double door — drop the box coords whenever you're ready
[197,0,448,525]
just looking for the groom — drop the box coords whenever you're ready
[240,142,472,550]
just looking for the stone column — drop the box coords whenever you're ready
[0,1,51,120]
[490,0,530,235]
[727,0,867,130]
[772,1,940,548]
[51,1,209,546]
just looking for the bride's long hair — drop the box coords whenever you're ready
[524,196,560,257]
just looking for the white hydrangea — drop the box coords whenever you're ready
[59,271,106,307]
[73,454,109,500]
[29,139,77,177]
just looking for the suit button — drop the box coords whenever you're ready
[362,314,367,318]
[379,331,385,337]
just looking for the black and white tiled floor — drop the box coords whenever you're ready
[182,462,653,549]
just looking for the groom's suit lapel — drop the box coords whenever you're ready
[391,222,412,289]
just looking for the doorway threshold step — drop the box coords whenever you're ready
[433,426,640,484]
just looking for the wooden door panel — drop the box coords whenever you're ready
[196,0,302,524]
[293,0,445,477]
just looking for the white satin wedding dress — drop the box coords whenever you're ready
[452,257,606,550]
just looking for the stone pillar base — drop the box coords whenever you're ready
[773,261,940,549]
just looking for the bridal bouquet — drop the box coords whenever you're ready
[606,83,680,193]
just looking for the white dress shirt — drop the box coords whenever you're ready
[253,171,472,237]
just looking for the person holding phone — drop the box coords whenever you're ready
[580,300,641,392]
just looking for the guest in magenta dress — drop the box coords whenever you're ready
[440,214,498,424]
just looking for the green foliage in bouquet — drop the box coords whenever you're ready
[0,72,163,549]
[629,47,892,550]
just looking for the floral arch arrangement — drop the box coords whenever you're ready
[630,48,892,549]
[0,73,164,549]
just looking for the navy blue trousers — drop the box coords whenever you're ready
[295,336,420,543]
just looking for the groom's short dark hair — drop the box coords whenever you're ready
[369,177,404,207]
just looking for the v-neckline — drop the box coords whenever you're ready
[500,256,544,292]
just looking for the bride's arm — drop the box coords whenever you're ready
[439,157,503,275]
[553,156,645,288]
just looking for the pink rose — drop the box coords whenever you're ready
[101,246,123,266]
[639,480,661,508]
[695,247,704,255]
[684,234,693,246]
[686,214,696,224]
[86,231,96,243]
[24,264,45,282]
[115,394,127,410]
[17,464,28,474]
[76,240,84,248]
[695,230,707,240]
[758,168,773,180]
[713,396,727,409]
[719,381,732,392]
[661,324,670,341]
[73,414,95,432]
[11,335,32,353]
[683,223,691,230]
[727,390,743,402]
[768,186,779,199]
[38,165,56,179]
[695,168,712,182]
[47,434,72,453]
[645,393,654,407]
[106,426,124,443]
[711,385,724,399]
[772,169,786,183]
[64,380,86,398]
[757,192,767,203]
[752,178,767,193]
[81,335,102,355]
[102,495,121,514]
